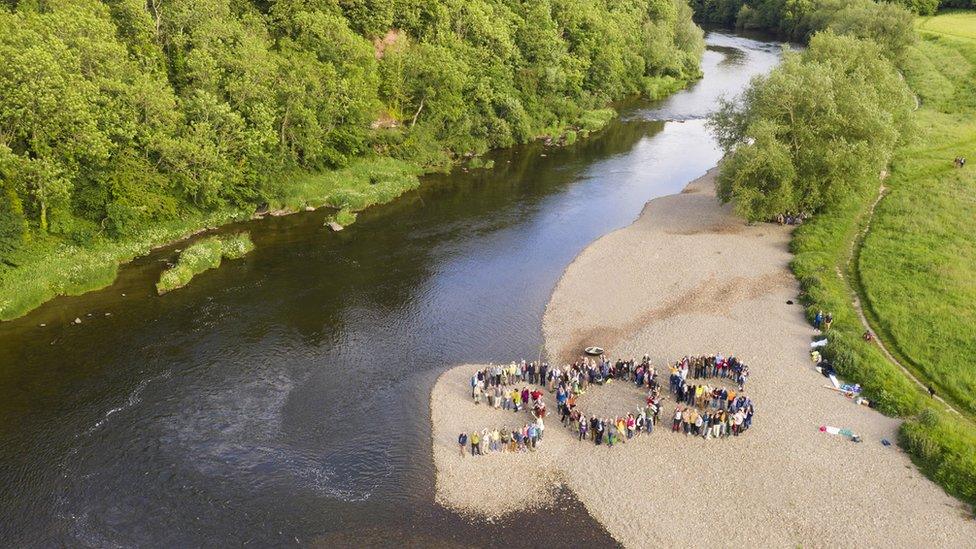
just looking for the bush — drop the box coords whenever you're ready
[576,109,617,132]
[220,232,255,260]
[156,232,253,294]
[333,208,358,227]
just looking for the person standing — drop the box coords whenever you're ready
[733,410,744,436]
[470,431,480,455]
[458,432,468,457]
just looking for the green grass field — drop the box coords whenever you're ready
[859,24,976,416]
[792,11,976,508]
[918,10,976,40]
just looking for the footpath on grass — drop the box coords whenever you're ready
[842,182,963,418]
[790,13,976,510]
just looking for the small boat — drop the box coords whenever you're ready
[584,346,604,356]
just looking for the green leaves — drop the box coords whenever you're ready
[0,0,706,263]
[711,30,914,221]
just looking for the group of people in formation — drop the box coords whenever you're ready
[668,354,755,438]
[458,354,756,456]
[461,373,548,456]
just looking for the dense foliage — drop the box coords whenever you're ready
[689,0,954,27]
[0,0,704,262]
[709,30,915,221]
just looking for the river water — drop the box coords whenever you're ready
[0,33,780,547]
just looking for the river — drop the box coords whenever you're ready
[0,32,781,547]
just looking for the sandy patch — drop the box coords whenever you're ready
[431,168,976,547]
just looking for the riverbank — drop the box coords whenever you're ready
[0,106,643,322]
[431,168,976,546]
[0,157,423,321]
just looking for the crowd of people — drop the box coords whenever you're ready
[458,422,545,456]
[458,354,756,456]
[661,354,755,439]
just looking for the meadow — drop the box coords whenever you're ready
[859,33,976,416]
[917,9,976,39]
[791,11,976,507]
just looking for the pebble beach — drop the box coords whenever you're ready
[430,168,976,547]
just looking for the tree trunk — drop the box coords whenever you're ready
[410,96,426,128]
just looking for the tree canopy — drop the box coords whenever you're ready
[0,0,704,257]
[709,31,915,221]
[691,0,940,30]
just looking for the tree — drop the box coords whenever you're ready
[710,32,914,220]
[0,147,27,259]
[0,0,707,259]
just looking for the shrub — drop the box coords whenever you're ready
[155,232,253,294]
[334,208,358,227]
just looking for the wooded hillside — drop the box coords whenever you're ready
[0,0,703,261]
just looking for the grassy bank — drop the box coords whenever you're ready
[791,12,976,509]
[0,209,244,320]
[859,28,976,417]
[0,155,417,320]
[0,100,649,321]
[274,157,423,214]
[156,232,254,294]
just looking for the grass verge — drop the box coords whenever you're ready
[156,232,254,294]
[792,17,976,510]
[0,209,244,320]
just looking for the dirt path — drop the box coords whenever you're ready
[839,182,964,417]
